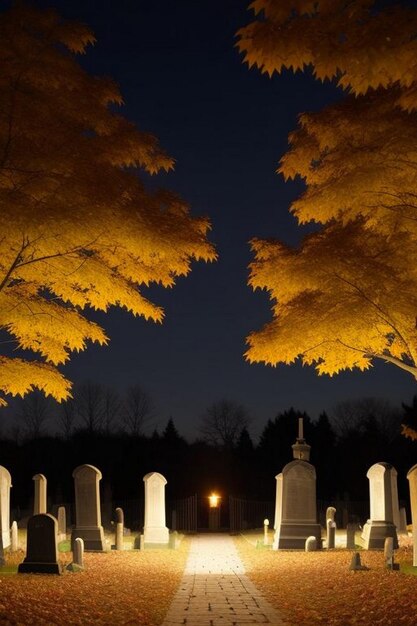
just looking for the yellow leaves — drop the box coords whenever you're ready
[237,535,417,626]
[246,223,417,377]
[0,356,72,404]
[401,424,417,441]
[0,4,215,405]
[238,1,417,94]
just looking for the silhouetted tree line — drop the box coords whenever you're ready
[1,389,416,512]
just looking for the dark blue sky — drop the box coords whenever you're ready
[28,0,417,439]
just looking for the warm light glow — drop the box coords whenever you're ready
[209,493,220,508]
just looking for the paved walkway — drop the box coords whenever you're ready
[162,534,289,626]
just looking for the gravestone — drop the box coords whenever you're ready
[346,523,358,549]
[273,419,320,550]
[361,462,399,549]
[10,521,18,552]
[263,518,269,546]
[57,506,66,543]
[74,537,84,568]
[33,474,47,515]
[0,466,12,550]
[18,514,61,574]
[143,472,169,546]
[71,465,105,551]
[384,536,400,571]
[326,506,337,526]
[115,507,124,551]
[349,552,369,571]
[407,464,417,566]
[326,506,337,549]
[327,520,336,549]
[273,460,321,549]
[67,537,84,572]
[273,473,283,530]
[398,507,408,534]
[305,536,317,551]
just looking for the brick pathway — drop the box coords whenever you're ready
[161,534,289,626]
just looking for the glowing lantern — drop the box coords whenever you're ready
[209,493,220,508]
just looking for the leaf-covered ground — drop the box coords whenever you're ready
[236,534,417,626]
[0,538,188,625]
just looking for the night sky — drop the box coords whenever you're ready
[19,0,417,439]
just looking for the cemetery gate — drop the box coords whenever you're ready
[229,496,275,533]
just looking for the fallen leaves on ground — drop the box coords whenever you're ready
[235,536,417,626]
[0,539,188,626]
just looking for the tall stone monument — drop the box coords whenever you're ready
[143,472,169,546]
[273,418,321,549]
[0,466,12,550]
[71,464,105,551]
[361,462,399,549]
[33,473,47,515]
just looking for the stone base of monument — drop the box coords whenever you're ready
[18,560,61,574]
[273,522,322,549]
[143,525,169,548]
[71,526,106,551]
[361,520,398,549]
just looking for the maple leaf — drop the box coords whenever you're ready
[0,4,216,406]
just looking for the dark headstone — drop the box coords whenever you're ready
[18,514,61,574]
[346,523,357,549]
[349,551,369,571]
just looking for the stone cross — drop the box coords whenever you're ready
[71,464,105,551]
[0,465,12,550]
[143,472,169,546]
[298,417,304,440]
[33,474,47,515]
[18,514,61,574]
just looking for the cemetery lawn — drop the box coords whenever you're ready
[236,534,417,626]
[0,537,189,625]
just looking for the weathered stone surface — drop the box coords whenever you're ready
[71,465,105,551]
[361,463,399,549]
[143,472,169,546]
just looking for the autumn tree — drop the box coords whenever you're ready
[58,398,77,440]
[122,383,154,436]
[0,4,215,407]
[238,2,417,414]
[16,390,51,439]
[74,382,105,435]
[200,399,251,449]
